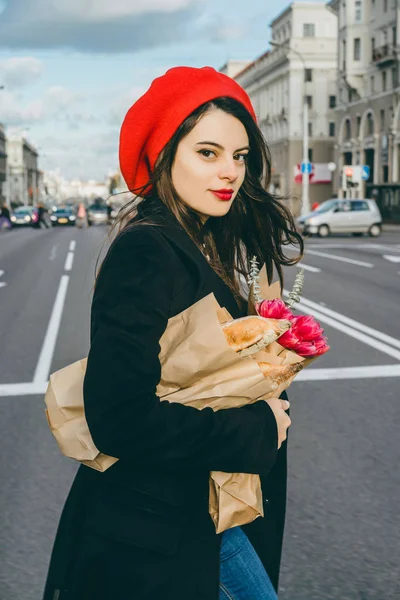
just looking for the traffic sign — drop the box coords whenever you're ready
[301,161,312,174]
[361,165,370,181]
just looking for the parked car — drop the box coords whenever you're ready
[87,204,109,226]
[296,198,382,238]
[10,206,39,228]
[50,206,76,226]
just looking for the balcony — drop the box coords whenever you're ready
[372,45,396,66]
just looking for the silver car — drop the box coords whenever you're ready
[297,198,382,238]
[87,204,109,226]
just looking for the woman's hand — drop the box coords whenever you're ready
[263,398,291,449]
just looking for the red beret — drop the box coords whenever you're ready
[119,66,257,193]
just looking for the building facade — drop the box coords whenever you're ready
[0,124,6,201]
[5,132,39,207]
[234,2,338,216]
[329,0,400,222]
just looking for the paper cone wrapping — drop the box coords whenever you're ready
[45,357,118,472]
[44,266,315,532]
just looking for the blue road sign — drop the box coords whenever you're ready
[301,161,312,174]
[361,165,370,181]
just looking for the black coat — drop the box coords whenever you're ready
[43,199,288,600]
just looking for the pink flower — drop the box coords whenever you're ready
[291,315,324,341]
[278,314,330,357]
[256,299,295,321]
[277,327,300,349]
[295,336,330,357]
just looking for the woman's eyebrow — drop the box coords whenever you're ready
[195,141,250,152]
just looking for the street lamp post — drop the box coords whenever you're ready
[270,41,310,215]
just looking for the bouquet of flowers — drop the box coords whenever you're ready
[248,257,330,359]
[45,259,330,534]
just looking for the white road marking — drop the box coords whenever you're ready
[49,245,58,261]
[383,254,400,263]
[288,293,400,351]
[305,249,374,268]
[2,364,400,397]
[0,269,6,288]
[64,251,74,271]
[0,382,48,397]
[33,275,70,384]
[297,263,321,273]
[296,364,400,381]
[290,243,399,251]
[69,240,76,251]
[283,291,400,360]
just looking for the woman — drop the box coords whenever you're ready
[43,66,303,600]
[0,201,12,231]
[76,202,88,228]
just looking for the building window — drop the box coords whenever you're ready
[383,165,389,183]
[371,37,375,60]
[371,0,376,17]
[308,148,313,162]
[355,0,362,22]
[356,115,361,136]
[384,0,388,12]
[303,23,315,37]
[380,109,385,129]
[329,122,336,137]
[308,122,313,137]
[345,119,352,140]
[329,95,337,108]
[367,112,374,136]
[305,68,313,82]
[306,95,313,108]
[382,71,387,91]
[354,38,361,61]
[371,75,375,93]
[392,67,398,88]
[342,40,347,70]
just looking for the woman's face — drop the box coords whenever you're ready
[171,109,249,222]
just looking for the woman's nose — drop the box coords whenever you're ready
[218,158,239,182]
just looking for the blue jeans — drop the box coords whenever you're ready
[219,526,278,600]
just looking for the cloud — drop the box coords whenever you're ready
[0,57,44,87]
[0,0,206,53]
[107,85,148,126]
[37,129,120,180]
[0,85,85,125]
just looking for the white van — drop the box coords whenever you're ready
[297,199,382,238]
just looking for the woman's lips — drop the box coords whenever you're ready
[210,190,233,201]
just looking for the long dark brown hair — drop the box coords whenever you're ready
[108,97,303,302]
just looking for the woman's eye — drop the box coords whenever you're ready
[234,153,248,163]
[198,149,216,158]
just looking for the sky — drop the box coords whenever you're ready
[0,0,323,182]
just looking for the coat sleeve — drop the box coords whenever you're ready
[84,226,278,475]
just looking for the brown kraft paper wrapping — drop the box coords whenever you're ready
[45,267,311,533]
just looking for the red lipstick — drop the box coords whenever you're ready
[211,189,234,201]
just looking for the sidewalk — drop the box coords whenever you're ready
[382,224,400,232]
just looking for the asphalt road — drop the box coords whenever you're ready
[0,224,399,600]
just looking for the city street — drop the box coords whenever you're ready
[0,225,399,600]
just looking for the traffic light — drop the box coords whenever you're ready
[342,166,355,190]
